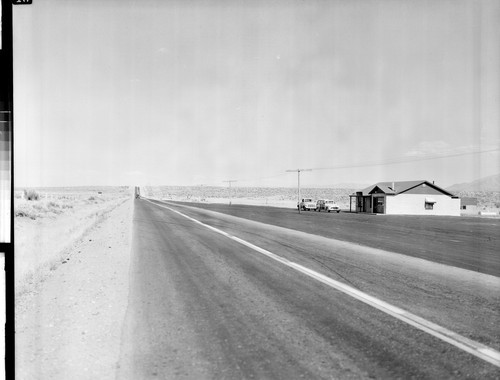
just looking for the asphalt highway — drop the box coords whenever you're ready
[176,202,500,277]
[117,199,500,379]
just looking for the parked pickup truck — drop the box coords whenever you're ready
[316,199,341,213]
[298,198,316,211]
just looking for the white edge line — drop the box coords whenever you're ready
[143,198,500,368]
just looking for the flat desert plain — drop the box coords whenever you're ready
[143,185,500,214]
[13,186,500,378]
[14,186,130,294]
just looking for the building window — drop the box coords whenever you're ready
[425,198,436,210]
[462,205,467,210]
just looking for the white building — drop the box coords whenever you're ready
[350,180,460,216]
[460,197,479,215]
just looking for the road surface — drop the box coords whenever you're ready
[175,202,500,277]
[117,199,500,379]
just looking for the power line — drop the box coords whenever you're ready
[216,149,500,186]
[148,148,499,189]
[309,148,500,172]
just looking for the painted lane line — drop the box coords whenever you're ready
[143,198,500,368]
[288,262,500,365]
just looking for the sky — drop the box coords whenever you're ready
[12,0,500,188]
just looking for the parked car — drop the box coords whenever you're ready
[298,198,316,211]
[316,199,341,213]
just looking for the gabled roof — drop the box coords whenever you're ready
[353,180,456,197]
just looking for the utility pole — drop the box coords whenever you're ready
[286,169,312,213]
[198,184,203,202]
[223,180,237,205]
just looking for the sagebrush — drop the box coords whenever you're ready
[24,189,40,201]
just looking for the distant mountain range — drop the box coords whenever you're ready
[447,173,500,192]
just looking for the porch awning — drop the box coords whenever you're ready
[425,197,437,203]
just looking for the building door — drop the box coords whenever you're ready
[374,197,385,213]
[356,193,363,212]
[364,197,371,213]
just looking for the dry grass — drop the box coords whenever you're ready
[23,189,40,201]
[147,186,356,208]
[15,198,74,220]
[146,186,500,214]
[14,186,131,295]
[14,187,126,220]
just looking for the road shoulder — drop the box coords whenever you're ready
[15,198,133,379]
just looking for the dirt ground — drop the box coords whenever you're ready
[15,189,129,292]
[15,198,133,379]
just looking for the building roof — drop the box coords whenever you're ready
[460,197,478,206]
[352,180,456,197]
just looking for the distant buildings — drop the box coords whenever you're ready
[350,180,460,216]
[460,197,478,215]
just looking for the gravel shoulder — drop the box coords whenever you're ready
[15,193,129,293]
[15,198,133,379]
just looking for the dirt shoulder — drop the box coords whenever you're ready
[15,190,129,294]
[15,198,133,379]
